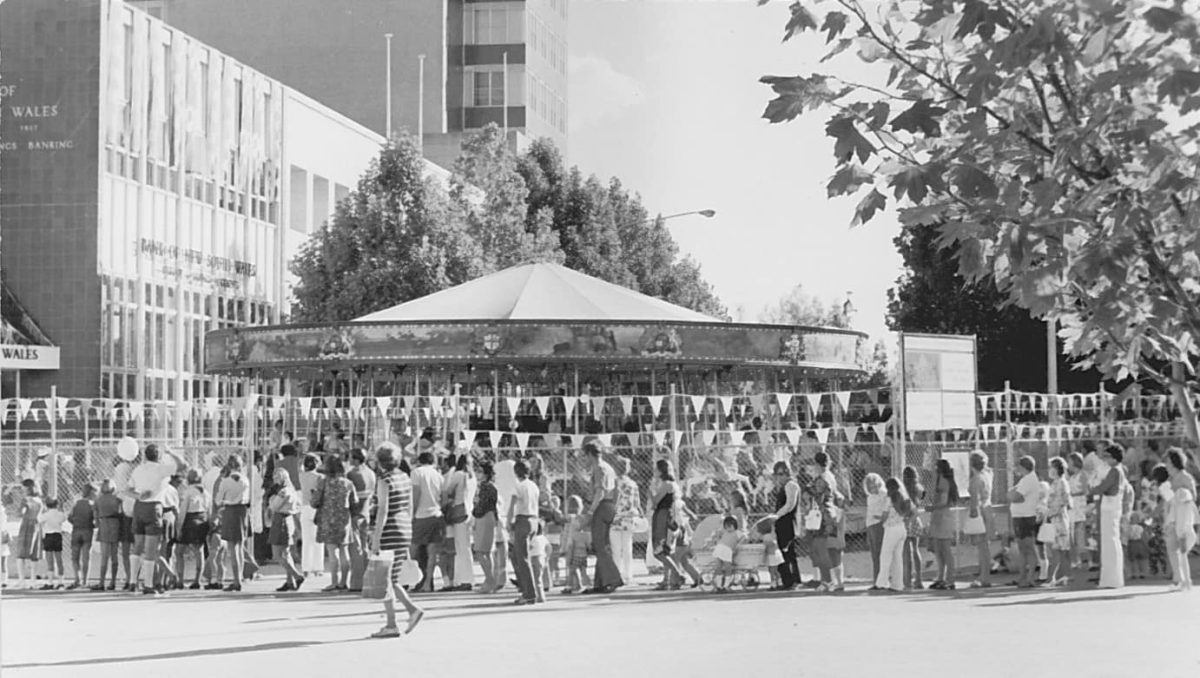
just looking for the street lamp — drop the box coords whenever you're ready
[624,209,716,229]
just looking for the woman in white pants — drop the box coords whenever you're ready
[875,478,911,592]
[298,455,324,577]
[1089,443,1127,589]
[445,454,476,591]
[610,458,642,584]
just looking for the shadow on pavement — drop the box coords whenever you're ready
[3,639,361,669]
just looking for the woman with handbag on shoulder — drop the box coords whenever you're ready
[902,466,926,590]
[1044,458,1073,586]
[965,450,995,589]
[928,459,961,590]
[806,452,847,592]
[443,453,474,592]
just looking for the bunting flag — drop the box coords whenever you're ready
[776,393,793,415]
[506,397,522,416]
[841,426,859,442]
[618,396,633,415]
[488,431,503,448]
[783,429,802,446]
[321,396,335,410]
[646,395,664,418]
[478,396,494,416]
[571,433,588,448]
[814,427,831,446]
[749,394,766,415]
[515,433,531,450]
[872,422,889,442]
[977,394,990,414]
[699,429,716,446]
[561,396,577,416]
[866,389,880,405]
[834,391,852,412]
[598,433,614,447]
[376,396,392,417]
[719,396,734,417]
[17,398,32,420]
[651,430,668,447]
[429,395,444,412]
[349,397,364,416]
[804,393,822,416]
[534,396,550,418]
[690,395,707,414]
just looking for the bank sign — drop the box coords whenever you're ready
[0,344,61,370]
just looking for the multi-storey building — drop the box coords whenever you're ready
[0,0,448,434]
[130,0,569,168]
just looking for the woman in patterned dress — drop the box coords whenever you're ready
[1045,457,1074,586]
[370,443,424,638]
[314,456,358,591]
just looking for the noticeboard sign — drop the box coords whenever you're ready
[901,333,977,432]
[0,344,60,370]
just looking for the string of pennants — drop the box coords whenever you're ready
[978,420,1186,441]
[978,390,1195,418]
[460,421,897,452]
[0,390,892,424]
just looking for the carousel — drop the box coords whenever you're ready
[203,262,872,452]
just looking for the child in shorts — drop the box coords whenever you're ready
[38,498,67,589]
[1126,510,1149,580]
[94,480,122,591]
[530,520,550,600]
[560,495,591,594]
[712,515,743,592]
[68,484,98,589]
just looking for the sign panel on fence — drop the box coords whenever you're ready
[0,344,60,370]
[901,333,977,431]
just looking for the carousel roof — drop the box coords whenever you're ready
[354,262,721,324]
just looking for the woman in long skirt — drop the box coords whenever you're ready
[1089,443,1127,589]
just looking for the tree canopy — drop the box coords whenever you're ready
[290,126,727,323]
[759,0,1200,437]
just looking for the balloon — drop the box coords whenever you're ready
[117,436,139,462]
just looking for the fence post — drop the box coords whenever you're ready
[1004,381,1014,488]
[49,384,59,501]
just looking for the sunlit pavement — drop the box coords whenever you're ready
[2,570,1198,678]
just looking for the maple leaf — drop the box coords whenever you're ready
[889,99,948,137]
[827,164,875,197]
[782,2,819,42]
[821,11,849,43]
[760,75,835,123]
[826,116,876,164]
[1143,7,1185,32]
[889,164,947,203]
[898,203,950,227]
[851,189,887,227]
[1158,70,1200,103]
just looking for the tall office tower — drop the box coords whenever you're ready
[132,0,569,168]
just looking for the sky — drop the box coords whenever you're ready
[566,0,904,341]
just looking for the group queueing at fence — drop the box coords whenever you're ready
[2,432,1198,636]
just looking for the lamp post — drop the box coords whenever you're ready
[384,33,394,139]
[623,209,716,230]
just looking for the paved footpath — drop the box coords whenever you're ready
[2,575,1198,678]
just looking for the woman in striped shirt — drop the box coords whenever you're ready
[370,443,425,638]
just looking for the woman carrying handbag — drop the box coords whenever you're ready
[964,450,994,589]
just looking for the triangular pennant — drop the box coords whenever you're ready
[506,397,522,416]
[776,393,793,415]
[651,430,667,447]
[323,396,337,410]
[571,433,587,448]
[487,431,503,448]
[534,397,550,418]
[872,422,888,441]
[804,393,822,416]
[841,426,859,442]
[783,429,802,446]
[349,397,364,415]
[376,396,392,417]
[699,429,716,446]
[17,398,32,420]
[598,433,614,447]
[719,396,734,416]
[834,391,852,412]
[646,395,664,418]
[690,395,707,414]
[429,395,444,412]
[617,396,633,415]
[866,389,880,405]
[749,394,766,415]
[298,398,313,419]
[561,396,577,415]
[814,427,830,445]
[515,432,531,450]
[478,396,494,416]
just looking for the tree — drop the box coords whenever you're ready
[759,0,1200,440]
[451,125,562,271]
[889,223,1102,392]
[760,283,848,327]
[290,133,480,322]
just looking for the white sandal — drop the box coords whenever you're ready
[370,626,401,639]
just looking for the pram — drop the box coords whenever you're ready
[690,514,767,591]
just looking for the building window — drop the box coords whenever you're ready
[467,4,524,45]
[473,71,505,107]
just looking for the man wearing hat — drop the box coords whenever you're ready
[583,438,623,593]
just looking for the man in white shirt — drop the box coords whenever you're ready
[409,451,445,592]
[507,460,541,604]
[492,456,517,590]
[128,444,184,594]
[1008,455,1042,588]
[111,457,138,590]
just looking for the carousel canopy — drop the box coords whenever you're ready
[354,262,720,324]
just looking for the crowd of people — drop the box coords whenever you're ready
[2,431,1197,637]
